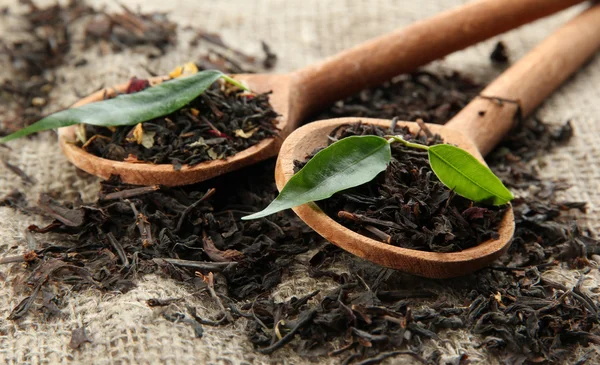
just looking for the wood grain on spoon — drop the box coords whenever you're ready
[275,4,600,278]
[59,0,585,186]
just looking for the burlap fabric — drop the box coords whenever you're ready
[1,1,599,364]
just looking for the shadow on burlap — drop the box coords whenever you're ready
[1,1,599,364]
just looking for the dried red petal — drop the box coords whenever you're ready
[126,77,150,94]
[208,130,231,139]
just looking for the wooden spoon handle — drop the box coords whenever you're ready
[290,0,585,120]
[446,4,600,156]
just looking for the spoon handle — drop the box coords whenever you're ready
[291,0,584,119]
[446,4,600,156]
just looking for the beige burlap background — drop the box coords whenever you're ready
[1,1,599,364]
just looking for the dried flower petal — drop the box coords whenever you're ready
[168,62,199,79]
[207,148,218,160]
[141,131,156,149]
[127,123,144,144]
[75,124,87,144]
[123,154,144,163]
[234,127,258,139]
[126,77,150,94]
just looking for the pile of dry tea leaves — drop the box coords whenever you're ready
[79,78,279,169]
[295,122,506,253]
[4,68,598,365]
[2,6,598,361]
[190,29,277,72]
[317,71,481,125]
[5,161,317,308]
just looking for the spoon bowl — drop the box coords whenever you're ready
[56,0,584,185]
[275,118,515,278]
[59,74,292,185]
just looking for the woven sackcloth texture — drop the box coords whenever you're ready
[1,0,600,364]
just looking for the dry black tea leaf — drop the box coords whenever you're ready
[38,194,85,227]
[2,160,35,184]
[490,41,509,64]
[69,327,92,349]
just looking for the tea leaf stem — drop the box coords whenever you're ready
[387,135,430,151]
[221,74,249,91]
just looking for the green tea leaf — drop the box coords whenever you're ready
[243,135,391,220]
[428,144,513,205]
[0,70,247,144]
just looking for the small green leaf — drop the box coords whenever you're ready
[428,144,513,205]
[0,70,247,144]
[243,135,391,220]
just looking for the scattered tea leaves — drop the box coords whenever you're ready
[1,0,93,134]
[191,29,278,72]
[317,71,481,124]
[84,4,176,56]
[5,0,95,76]
[1,0,275,138]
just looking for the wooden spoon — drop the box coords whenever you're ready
[59,0,584,186]
[274,4,600,278]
